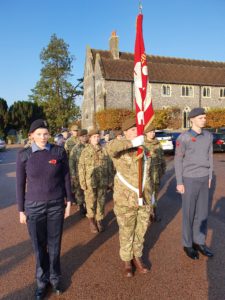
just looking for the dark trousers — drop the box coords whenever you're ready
[182,176,209,247]
[25,199,65,289]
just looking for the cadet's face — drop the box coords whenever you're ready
[124,127,137,140]
[116,135,123,140]
[90,134,100,146]
[71,130,78,137]
[146,131,155,140]
[104,134,110,142]
[79,134,88,144]
[31,128,49,148]
[191,114,206,128]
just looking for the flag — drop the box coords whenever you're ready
[134,13,154,150]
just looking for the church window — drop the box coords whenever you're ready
[181,86,194,97]
[161,85,171,96]
[202,87,211,98]
[220,88,225,98]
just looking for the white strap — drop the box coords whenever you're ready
[116,156,148,196]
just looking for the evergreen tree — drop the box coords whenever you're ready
[8,101,44,137]
[0,98,8,137]
[29,34,80,132]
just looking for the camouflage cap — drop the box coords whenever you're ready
[144,124,155,133]
[78,129,88,137]
[70,124,79,131]
[29,119,48,133]
[88,128,100,137]
[188,107,206,119]
[122,117,136,131]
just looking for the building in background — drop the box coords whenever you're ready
[82,32,225,129]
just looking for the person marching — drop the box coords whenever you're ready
[16,119,72,300]
[174,108,214,260]
[78,129,113,233]
[69,129,88,217]
[106,117,152,278]
[64,124,79,155]
[144,125,166,222]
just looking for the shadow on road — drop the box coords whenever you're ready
[61,208,118,291]
[143,166,181,268]
[207,173,225,300]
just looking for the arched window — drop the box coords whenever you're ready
[183,107,191,128]
[202,87,211,98]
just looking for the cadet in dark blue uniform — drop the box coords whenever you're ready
[175,108,213,260]
[16,119,73,299]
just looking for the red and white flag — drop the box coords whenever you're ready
[134,14,154,152]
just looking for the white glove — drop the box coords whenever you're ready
[131,135,144,147]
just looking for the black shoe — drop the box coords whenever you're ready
[183,247,199,260]
[193,243,214,257]
[35,287,46,300]
[52,285,63,295]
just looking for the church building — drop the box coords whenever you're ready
[82,32,225,129]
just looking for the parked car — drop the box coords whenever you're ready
[155,130,174,153]
[213,133,225,152]
[0,138,6,151]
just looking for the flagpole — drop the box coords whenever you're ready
[139,1,143,14]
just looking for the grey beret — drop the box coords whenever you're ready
[188,107,206,119]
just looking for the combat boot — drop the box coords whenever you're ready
[96,220,104,232]
[89,218,98,233]
[79,203,87,218]
[133,257,149,274]
[124,261,133,278]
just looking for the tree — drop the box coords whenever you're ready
[0,98,8,137]
[29,34,80,133]
[8,101,44,137]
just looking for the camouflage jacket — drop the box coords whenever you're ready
[69,142,86,188]
[78,144,113,190]
[64,136,79,156]
[144,137,166,184]
[106,139,152,207]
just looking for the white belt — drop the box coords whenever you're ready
[116,156,148,206]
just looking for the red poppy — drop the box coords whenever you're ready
[49,159,57,165]
[146,151,151,158]
[191,137,196,142]
[176,141,180,147]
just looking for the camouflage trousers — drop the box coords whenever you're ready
[74,185,85,205]
[114,204,151,261]
[84,187,107,221]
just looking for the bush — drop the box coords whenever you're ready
[95,109,134,130]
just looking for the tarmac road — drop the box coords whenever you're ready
[0,145,225,300]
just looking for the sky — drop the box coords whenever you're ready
[0,0,225,107]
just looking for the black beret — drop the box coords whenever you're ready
[78,129,88,137]
[29,119,48,133]
[122,117,136,131]
[188,108,206,119]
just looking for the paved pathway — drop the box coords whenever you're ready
[0,145,225,300]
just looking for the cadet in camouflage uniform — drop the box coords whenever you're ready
[144,125,166,222]
[64,124,79,156]
[69,129,88,217]
[78,129,113,233]
[106,117,152,278]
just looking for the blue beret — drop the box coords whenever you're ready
[188,108,206,119]
[29,119,48,133]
